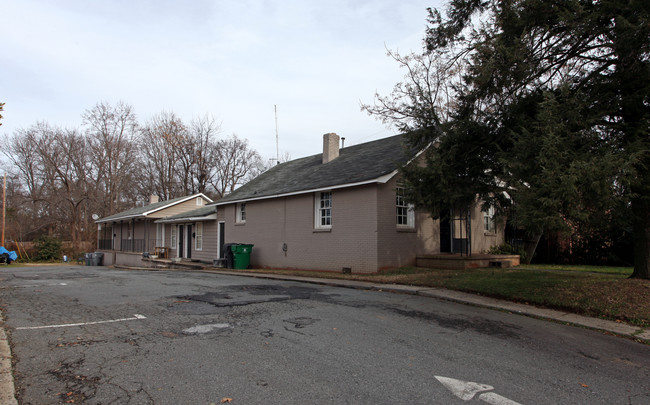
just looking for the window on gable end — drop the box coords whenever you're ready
[484,205,496,233]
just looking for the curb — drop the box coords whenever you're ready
[0,311,18,405]
[205,270,650,343]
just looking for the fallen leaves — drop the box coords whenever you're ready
[221,398,233,403]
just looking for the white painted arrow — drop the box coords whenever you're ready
[435,376,522,405]
[435,376,494,400]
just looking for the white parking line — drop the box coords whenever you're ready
[0,282,68,289]
[16,314,146,330]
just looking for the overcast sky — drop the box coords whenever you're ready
[1,0,442,163]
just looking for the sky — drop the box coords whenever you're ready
[0,0,443,163]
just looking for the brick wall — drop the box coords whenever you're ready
[223,185,381,273]
[221,181,456,273]
[376,178,419,269]
[470,203,505,253]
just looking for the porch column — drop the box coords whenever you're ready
[144,218,148,253]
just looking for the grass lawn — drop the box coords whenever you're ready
[519,263,633,276]
[234,265,649,328]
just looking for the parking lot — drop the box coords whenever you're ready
[1,265,649,404]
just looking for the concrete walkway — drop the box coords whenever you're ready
[1,267,648,404]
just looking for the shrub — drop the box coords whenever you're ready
[34,235,62,261]
[487,242,527,262]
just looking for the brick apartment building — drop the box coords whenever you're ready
[212,133,504,273]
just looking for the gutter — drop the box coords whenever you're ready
[155,214,218,224]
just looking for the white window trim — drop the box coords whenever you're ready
[196,197,204,206]
[396,185,415,229]
[171,225,177,248]
[156,223,166,246]
[484,206,496,233]
[315,191,332,229]
[236,202,246,224]
[195,222,203,251]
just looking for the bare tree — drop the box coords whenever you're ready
[82,101,139,216]
[3,123,55,236]
[42,128,91,249]
[3,123,91,249]
[2,104,267,248]
[362,48,464,134]
[211,134,265,198]
[188,114,222,195]
[138,111,187,200]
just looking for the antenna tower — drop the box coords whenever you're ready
[274,105,279,164]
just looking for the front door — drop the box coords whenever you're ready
[218,222,225,258]
[440,210,452,253]
[178,225,184,258]
[186,224,192,259]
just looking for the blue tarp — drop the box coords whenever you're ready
[0,247,18,261]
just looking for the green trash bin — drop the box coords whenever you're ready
[231,244,254,269]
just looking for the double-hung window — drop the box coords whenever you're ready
[484,205,496,233]
[396,185,415,228]
[315,191,332,229]
[236,203,246,224]
[195,222,203,250]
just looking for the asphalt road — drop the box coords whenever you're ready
[0,266,648,404]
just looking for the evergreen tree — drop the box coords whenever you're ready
[367,0,649,277]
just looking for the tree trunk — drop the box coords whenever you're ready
[630,193,650,279]
[523,232,542,265]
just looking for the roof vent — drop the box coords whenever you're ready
[322,132,340,164]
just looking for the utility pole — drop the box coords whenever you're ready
[2,173,6,247]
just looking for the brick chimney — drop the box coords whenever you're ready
[322,132,340,164]
[150,195,159,205]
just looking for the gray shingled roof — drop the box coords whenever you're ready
[97,194,210,222]
[214,134,417,205]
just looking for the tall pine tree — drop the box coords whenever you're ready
[367,0,649,277]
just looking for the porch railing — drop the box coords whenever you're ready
[121,239,144,253]
[98,239,112,250]
[148,239,164,253]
